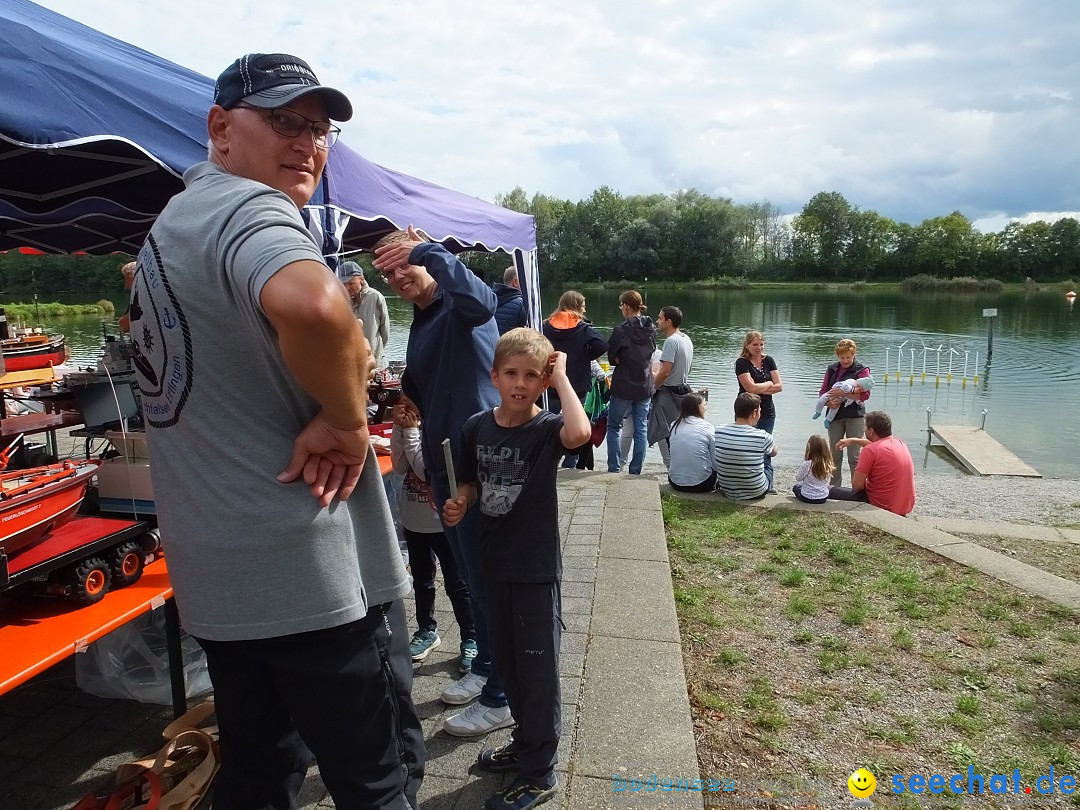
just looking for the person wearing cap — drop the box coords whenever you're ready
[341,259,390,369]
[127,53,423,809]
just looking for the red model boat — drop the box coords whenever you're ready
[1,332,66,372]
[1,458,100,559]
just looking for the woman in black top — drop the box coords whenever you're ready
[734,330,783,482]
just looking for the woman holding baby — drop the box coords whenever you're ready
[818,338,873,486]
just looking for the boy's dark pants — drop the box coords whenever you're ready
[403,527,475,638]
[197,600,424,810]
[486,578,562,786]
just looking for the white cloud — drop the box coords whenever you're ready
[972,211,1080,233]
[31,0,1080,226]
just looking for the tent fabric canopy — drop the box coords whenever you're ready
[0,0,536,259]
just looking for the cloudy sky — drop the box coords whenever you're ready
[34,0,1080,230]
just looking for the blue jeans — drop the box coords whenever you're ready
[607,395,650,474]
[439,504,507,708]
[757,413,776,478]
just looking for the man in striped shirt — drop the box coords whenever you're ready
[714,393,778,500]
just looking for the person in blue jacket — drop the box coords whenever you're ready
[492,265,528,335]
[373,227,514,739]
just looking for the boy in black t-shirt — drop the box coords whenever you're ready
[444,328,591,810]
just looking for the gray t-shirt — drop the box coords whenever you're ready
[130,162,409,641]
[660,330,693,387]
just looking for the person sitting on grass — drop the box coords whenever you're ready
[666,392,717,493]
[713,393,778,500]
[391,395,477,671]
[793,434,835,504]
[828,410,916,516]
[443,328,591,810]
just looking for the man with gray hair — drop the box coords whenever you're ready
[128,52,422,808]
[492,264,528,334]
[342,259,390,368]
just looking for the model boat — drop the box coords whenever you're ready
[1,332,66,372]
[0,458,100,559]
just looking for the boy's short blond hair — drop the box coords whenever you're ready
[835,338,858,355]
[494,327,552,373]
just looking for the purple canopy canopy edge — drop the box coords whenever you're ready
[1,0,541,324]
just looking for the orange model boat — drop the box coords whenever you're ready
[1,456,100,560]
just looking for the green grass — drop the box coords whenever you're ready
[784,594,817,619]
[779,566,808,587]
[663,496,1080,799]
[892,627,915,651]
[715,649,748,670]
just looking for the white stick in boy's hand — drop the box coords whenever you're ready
[442,437,457,497]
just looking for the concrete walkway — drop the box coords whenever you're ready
[0,471,702,810]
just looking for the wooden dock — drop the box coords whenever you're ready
[929,425,1041,477]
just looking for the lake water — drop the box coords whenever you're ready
[53,287,1080,479]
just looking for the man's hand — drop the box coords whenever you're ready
[836,436,868,452]
[373,225,425,276]
[443,495,469,527]
[278,413,370,507]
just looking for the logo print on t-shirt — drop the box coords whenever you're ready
[477,445,529,517]
[129,235,193,429]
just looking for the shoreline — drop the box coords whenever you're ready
[773,464,1080,526]
[644,461,1080,527]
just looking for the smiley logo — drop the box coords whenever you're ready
[848,768,877,798]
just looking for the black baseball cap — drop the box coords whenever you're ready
[214,53,353,121]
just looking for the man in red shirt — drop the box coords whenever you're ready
[827,411,916,516]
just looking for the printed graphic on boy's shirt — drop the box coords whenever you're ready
[477,444,530,516]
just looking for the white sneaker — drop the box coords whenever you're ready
[443,701,515,737]
[440,671,487,705]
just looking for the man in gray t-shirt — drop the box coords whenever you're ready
[649,305,695,465]
[129,53,422,809]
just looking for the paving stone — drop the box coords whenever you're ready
[561,580,594,600]
[593,557,680,643]
[575,636,698,783]
[561,631,587,655]
[560,596,591,615]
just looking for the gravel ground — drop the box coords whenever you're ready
[774,464,1080,526]
[645,461,1080,527]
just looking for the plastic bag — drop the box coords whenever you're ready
[75,605,213,705]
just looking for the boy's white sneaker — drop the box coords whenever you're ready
[441,671,487,705]
[443,701,515,737]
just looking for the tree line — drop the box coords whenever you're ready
[4,188,1079,297]
[465,187,1080,286]
[0,252,130,298]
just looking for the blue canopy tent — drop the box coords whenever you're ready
[0,0,541,324]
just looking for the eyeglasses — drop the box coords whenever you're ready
[378,266,412,282]
[234,103,341,149]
